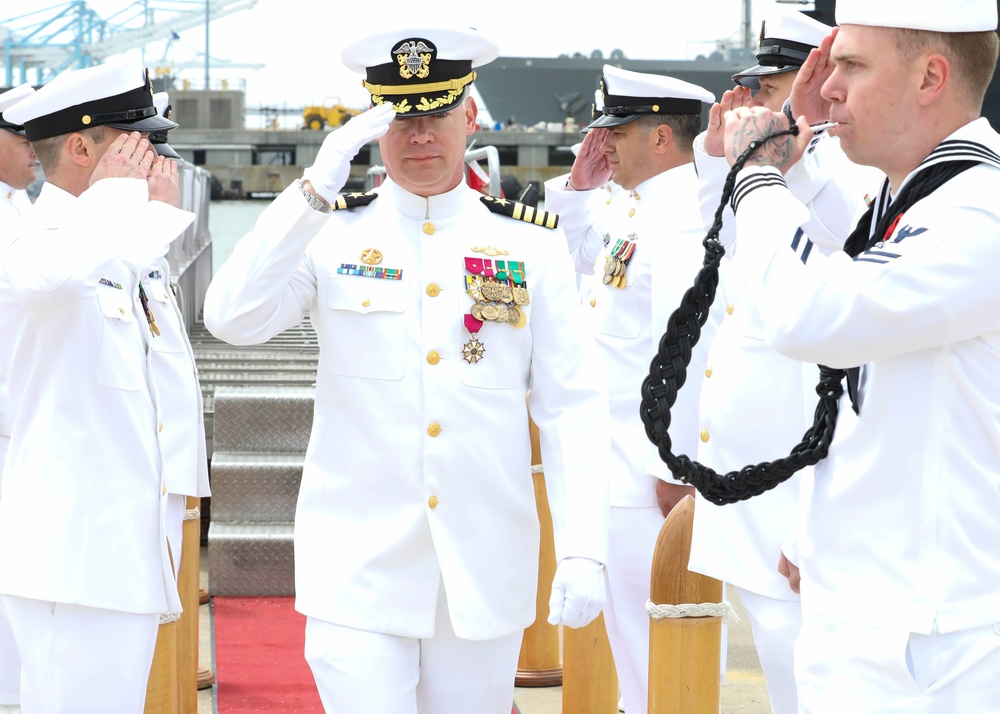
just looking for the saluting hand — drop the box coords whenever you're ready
[89,131,156,186]
[789,28,838,126]
[567,127,611,191]
[147,154,181,207]
[703,86,753,158]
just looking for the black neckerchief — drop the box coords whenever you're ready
[841,138,1000,412]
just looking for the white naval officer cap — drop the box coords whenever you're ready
[0,83,35,136]
[836,0,998,31]
[587,64,715,129]
[4,50,178,142]
[150,91,181,160]
[732,7,832,90]
[342,25,499,117]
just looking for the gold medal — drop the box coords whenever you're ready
[514,305,527,329]
[499,284,514,304]
[481,281,501,302]
[493,305,510,323]
[481,304,499,321]
[471,302,486,320]
[506,304,521,326]
[617,274,627,289]
[512,286,530,305]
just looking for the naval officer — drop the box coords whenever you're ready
[204,25,610,714]
[689,8,881,714]
[0,53,195,712]
[721,0,1000,709]
[543,66,716,714]
[0,80,35,713]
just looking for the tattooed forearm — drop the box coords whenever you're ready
[730,114,796,171]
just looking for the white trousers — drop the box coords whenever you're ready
[0,595,159,714]
[796,611,1000,713]
[0,435,18,706]
[732,586,801,714]
[0,596,18,705]
[603,505,664,714]
[304,583,523,714]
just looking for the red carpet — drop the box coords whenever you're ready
[214,596,520,713]
[214,596,324,713]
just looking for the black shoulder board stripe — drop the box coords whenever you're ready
[480,195,559,229]
[332,191,378,211]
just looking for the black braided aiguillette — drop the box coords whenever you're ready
[639,126,845,504]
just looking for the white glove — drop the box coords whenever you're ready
[301,102,396,202]
[547,556,606,629]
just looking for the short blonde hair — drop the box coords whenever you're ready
[891,28,999,109]
[31,125,108,174]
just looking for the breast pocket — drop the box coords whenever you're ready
[322,275,409,380]
[589,284,640,339]
[95,288,145,392]
[457,318,532,390]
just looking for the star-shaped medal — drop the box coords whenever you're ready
[462,335,486,364]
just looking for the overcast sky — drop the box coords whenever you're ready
[31,0,807,109]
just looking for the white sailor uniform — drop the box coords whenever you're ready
[141,261,212,579]
[545,164,718,714]
[0,180,29,707]
[204,178,610,713]
[729,118,1000,712]
[0,178,194,712]
[690,130,881,714]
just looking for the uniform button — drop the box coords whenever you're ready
[422,222,435,235]
[589,298,596,307]
[119,307,126,314]
[427,423,441,437]
[726,302,735,315]
[428,495,439,509]
[628,208,636,218]
[427,351,440,365]
[700,429,710,443]
[606,198,612,205]
[162,485,167,496]
[361,299,371,307]
[426,283,440,297]
[158,422,164,432]
[705,367,713,378]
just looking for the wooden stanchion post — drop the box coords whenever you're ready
[178,496,201,713]
[562,612,618,713]
[515,414,563,687]
[647,495,723,714]
[145,613,181,714]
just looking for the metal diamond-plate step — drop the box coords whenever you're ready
[212,386,316,453]
[209,522,295,596]
[210,452,304,523]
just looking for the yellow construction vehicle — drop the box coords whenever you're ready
[302,99,362,130]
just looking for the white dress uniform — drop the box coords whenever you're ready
[690,131,881,713]
[204,177,610,706]
[0,178,194,710]
[545,163,718,714]
[141,260,212,577]
[730,117,1000,712]
[0,181,29,707]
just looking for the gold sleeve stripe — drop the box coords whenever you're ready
[334,195,348,210]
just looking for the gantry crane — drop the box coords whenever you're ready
[0,0,261,87]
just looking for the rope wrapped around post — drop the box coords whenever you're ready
[639,126,845,505]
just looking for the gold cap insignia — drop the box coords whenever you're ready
[393,39,435,81]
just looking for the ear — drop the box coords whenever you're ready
[653,122,674,155]
[64,132,98,168]
[917,53,950,106]
[465,96,479,136]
